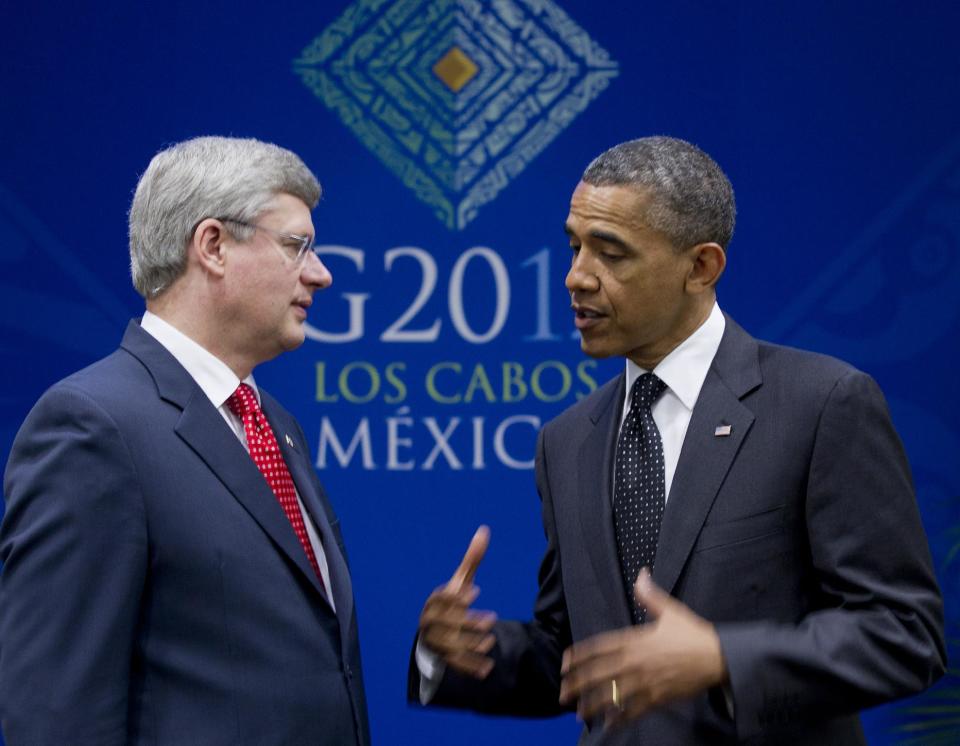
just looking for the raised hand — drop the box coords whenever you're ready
[418,526,498,679]
[558,568,728,726]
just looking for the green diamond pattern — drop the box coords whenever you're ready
[293,0,618,229]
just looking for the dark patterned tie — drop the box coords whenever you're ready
[613,372,667,624]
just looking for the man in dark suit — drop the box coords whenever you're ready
[410,136,945,744]
[0,136,369,745]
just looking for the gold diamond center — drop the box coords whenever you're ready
[432,46,478,92]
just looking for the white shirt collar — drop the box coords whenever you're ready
[140,310,259,409]
[624,302,725,412]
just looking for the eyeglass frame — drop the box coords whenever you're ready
[217,217,316,264]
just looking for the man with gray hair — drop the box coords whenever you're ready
[410,136,945,743]
[0,136,370,745]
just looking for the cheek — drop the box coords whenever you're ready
[606,279,643,317]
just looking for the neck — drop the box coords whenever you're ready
[628,295,714,370]
[146,293,256,380]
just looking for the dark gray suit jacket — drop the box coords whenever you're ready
[1,321,370,745]
[411,316,945,744]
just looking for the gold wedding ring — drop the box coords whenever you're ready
[611,679,622,711]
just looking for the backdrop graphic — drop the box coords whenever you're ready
[1,1,959,744]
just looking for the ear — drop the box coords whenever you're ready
[685,242,726,294]
[190,218,230,280]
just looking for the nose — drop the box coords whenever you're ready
[565,252,599,294]
[301,250,333,290]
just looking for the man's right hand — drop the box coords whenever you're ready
[418,525,498,679]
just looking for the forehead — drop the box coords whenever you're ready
[565,182,653,235]
[258,192,313,228]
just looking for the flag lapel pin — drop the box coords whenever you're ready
[714,424,732,437]
[284,433,296,449]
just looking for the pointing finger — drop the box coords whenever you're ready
[448,525,490,592]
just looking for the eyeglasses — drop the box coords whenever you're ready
[218,217,316,264]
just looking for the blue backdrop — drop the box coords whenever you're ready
[2,1,958,744]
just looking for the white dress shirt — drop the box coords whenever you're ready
[619,302,725,501]
[140,311,335,608]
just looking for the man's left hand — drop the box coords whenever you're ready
[558,568,728,726]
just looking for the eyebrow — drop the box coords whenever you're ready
[590,230,631,251]
[284,229,315,243]
[565,223,633,252]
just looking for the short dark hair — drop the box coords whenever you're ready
[582,136,735,250]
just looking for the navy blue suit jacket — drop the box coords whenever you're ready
[1,321,369,745]
[412,316,945,745]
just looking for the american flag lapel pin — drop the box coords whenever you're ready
[284,433,296,449]
[714,424,732,437]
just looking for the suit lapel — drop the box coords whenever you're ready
[175,391,331,601]
[266,402,354,628]
[578,376,633,627]
[653,317,762,596]
[121,321,333,607]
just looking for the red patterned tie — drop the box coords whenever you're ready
[226,383,324,587]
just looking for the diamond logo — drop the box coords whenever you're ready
[433,46,478,93]
[293,0,618,229]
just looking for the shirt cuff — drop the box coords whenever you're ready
[415,637,447,704]
[722,683,735,718]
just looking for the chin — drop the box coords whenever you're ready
[280,336,305,353]
[282,327,307,351]
[579,337,617,360]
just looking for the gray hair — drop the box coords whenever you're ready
[129,136,321,298]
[582,136,735,250]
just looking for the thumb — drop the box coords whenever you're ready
[633,567,671,620]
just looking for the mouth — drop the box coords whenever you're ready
[292,299,312,319]
[572,303,606,330]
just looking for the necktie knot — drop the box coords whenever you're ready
[226,383,259,420]
[630,372,667,411]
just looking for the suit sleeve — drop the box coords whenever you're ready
[410,426,574,716]
[0,384,148,745]
[717,370,945,739]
